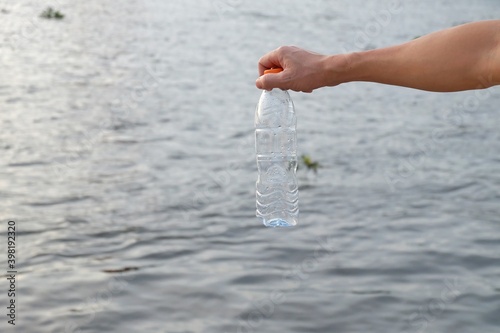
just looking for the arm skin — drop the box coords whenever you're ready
[256,20,500,93]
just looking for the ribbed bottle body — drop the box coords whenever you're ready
[255,89,299,227]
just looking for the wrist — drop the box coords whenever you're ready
[320,52,365,87]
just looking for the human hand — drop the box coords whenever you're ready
[255,46,343,93]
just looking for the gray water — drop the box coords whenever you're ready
[1,1,500,332]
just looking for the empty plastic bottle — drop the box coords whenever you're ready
[255,68,299,227]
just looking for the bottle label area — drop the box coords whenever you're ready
[255,128,297,156]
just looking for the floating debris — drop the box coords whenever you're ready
[40,7,64,19]
[299,154,321,174]
[102,267,139,273]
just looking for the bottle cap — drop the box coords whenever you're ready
[263,68,283,74]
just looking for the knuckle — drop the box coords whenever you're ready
[277,45,291,53]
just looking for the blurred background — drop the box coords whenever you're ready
[1,0,500,332]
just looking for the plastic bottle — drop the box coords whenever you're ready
[255,68,299,227]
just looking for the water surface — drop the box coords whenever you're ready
[1,1,500,332]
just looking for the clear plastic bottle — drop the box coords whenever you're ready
[255,74,299,227]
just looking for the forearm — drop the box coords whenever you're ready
[332,20,500,92]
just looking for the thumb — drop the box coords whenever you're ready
[255,72,287,90]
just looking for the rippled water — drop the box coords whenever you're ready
[1,1,500,332]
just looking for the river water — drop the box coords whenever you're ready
[1,1,500,332]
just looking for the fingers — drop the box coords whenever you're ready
[257,47,288,90]
[256,71,288,90]
[259,46,292,75]
[258,47,284,76]
[256,46,316,92]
